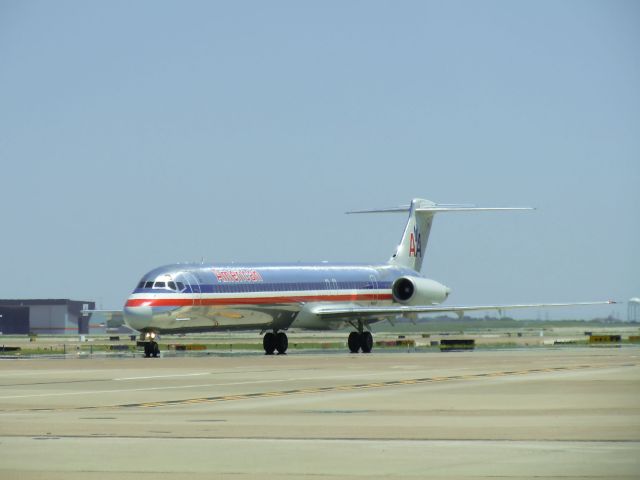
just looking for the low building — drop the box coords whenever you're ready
[0,299,103,335]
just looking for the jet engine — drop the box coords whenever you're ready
[391,276,450,305]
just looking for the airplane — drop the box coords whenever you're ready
[120,198,613,357]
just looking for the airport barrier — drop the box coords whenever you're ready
[628,336,640,343]
[589,334,621,344]
[109,345,130,351]
[0,346,21,352]
[439,339,475,351]
[168,344,207,351]
[374,339,416,348]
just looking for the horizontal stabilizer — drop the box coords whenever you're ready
[347,205,534,214]
[347,198,534,271]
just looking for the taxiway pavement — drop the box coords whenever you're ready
[1,347,639,479]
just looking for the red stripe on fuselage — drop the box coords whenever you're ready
[125,293,392,308]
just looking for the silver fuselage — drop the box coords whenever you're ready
[123,262,447,334]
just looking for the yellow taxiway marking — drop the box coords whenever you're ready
[260,392,286,397]
[221,395,248,401]
[113,363,633,410]
[4,362,636,413]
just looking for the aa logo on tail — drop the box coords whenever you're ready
[409,224,422,257]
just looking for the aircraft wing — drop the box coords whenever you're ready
[313,301,615,320]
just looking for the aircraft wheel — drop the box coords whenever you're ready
[152,341,160,358]
[348,332,361,353]
[276,332,288,355]
[143,343,151,358]
[263,332,277,355]
[361,332,373,353]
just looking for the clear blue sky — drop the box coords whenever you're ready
[1,1,638,319]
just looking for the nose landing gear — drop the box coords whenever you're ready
[141,332,160,358]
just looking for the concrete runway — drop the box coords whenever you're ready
[1,347,639,479]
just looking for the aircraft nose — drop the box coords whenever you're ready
[123,304,153,331]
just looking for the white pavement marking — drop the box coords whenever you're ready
[0,371,385,400]
[114,373,211,381]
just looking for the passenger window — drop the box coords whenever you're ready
[168,281,177,290]
[154,281,166,288]
[144,281,154,289]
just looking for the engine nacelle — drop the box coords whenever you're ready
[391,276,451,305]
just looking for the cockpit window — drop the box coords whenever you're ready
[153,281,166,288]
[176,282,185,291]
[137,281,144,289]
[144,281,154,289]
[168,281,177,290]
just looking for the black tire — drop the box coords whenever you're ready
[348,332,362,353]
[152,341,160,358]
[263,332,277,355]
[144,343,151,358]
[276,332,288,355]
[361,331,373,353]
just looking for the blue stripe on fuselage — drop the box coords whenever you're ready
[134,280,394,295]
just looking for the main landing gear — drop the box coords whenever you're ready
[348,320,374,354]
[263,330,288,355]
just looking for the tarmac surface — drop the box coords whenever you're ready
[1,347,639,479]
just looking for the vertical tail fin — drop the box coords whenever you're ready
[347,198,534,273]
[389,198,435,271]
[347,198,436,272]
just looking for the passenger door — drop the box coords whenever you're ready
[178,272,202,306]
[368,274,378,304]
